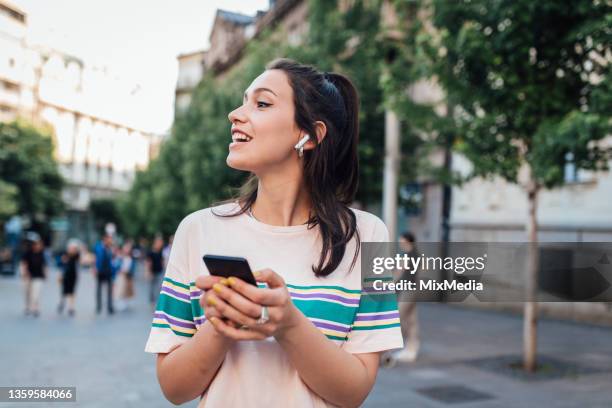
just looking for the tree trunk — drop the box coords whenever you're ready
[523,182,539,372]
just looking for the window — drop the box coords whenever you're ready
[564,152,594,184]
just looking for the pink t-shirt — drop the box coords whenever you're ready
[145,202,403,407]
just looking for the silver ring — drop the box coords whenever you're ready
[256,306,269,324]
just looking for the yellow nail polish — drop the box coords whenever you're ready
[253,271,261,277]
[210,317,218,324]
[228,277,237,286]
[213,283,223,293]
[207,297,217,306]
[220,278,229,286]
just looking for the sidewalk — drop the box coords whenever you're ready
[1,270,611,407]
[365,303,612,407]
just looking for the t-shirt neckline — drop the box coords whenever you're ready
[231,203,311,234]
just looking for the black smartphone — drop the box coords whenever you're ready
[202,254,257,286]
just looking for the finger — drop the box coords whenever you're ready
[204,306,241,329]
[227,276,286,307]
[206,290,260,328]
[209,317,267,340]
[253,269,285,288]
[212,283,262,319]
[195,274,226,290]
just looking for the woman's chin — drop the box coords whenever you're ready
[226,154,253,171]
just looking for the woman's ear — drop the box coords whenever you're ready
[303,121,327,151]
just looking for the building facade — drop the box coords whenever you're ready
[0,0,160,243]
[175,50,207,114]
[174,0,308,114]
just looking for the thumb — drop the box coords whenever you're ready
[253,268,285,288]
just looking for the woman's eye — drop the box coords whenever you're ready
[257,101,271,108]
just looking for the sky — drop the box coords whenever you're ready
[11,0,270,134]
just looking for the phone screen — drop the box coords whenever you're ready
[202,255,257,286]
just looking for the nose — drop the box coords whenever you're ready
[228,104,246,124]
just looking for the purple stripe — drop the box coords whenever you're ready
[289,292,359,305]
[312,320,350,333]
[190,290,203,297]
[355,311,400,321]
[194,316,206,325]
[154,312,196,329]
[161,286,190,301]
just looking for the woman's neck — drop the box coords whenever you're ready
[251,173,311,227]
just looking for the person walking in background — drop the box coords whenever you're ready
[133,237,148,278]
[94,234,115,315]
[57,239,81,317]
[161,234,173,270]
[20,236,47,318]
[387,232,421,365]
[116,240,135,312]
[146,236,164,310]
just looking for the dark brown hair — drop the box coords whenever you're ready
[215,58,361,277]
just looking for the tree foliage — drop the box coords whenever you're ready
[0,120,64,224]
[429,0,611,187]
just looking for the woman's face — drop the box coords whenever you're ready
[226,69,301,172]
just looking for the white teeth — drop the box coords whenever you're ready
[232,133,252,142]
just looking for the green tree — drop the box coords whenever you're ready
[0,120,64,229]
[0,180,18,222]
[429,0,611,371]
[90,198,122,236]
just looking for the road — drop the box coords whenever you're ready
[1,267,611,407]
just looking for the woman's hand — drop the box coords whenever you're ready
[195,269,299,341]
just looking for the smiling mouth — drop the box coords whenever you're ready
[231,132,253,143]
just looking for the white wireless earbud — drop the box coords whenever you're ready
[294,134,310,158]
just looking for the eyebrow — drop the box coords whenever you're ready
[243,87,277,100]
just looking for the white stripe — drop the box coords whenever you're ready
[155,310,195,325]
[309,317,352,329]
[160,290,192,304]
[290,296,359,307]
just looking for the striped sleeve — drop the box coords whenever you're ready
[144,215,198,353]
[342,217,404,354]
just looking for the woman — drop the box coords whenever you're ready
[57,239,81,317]
[145,59,403,407]
[115,241,135,312]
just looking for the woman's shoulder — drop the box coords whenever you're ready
[349,207,389,241]
[349,207,386,228]
[176,201,241,230]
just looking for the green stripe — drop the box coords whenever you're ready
[191,298,204,317]
[152,323,194,337]
[286,283,361,294]
[363,276,394,282]
[164,276,190,290]
[352,323,401,331]
[157,293,194,321]
[325,334,347,341]
[293,298,356,326]
[356,294,398,314]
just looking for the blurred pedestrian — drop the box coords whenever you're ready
[387,232,421,364]
[20,236,47,317]
[57,239,81,317]
[162,234,173,270]
[94,234,115,315]
[116,240,135,312]
[146,236,164,310]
